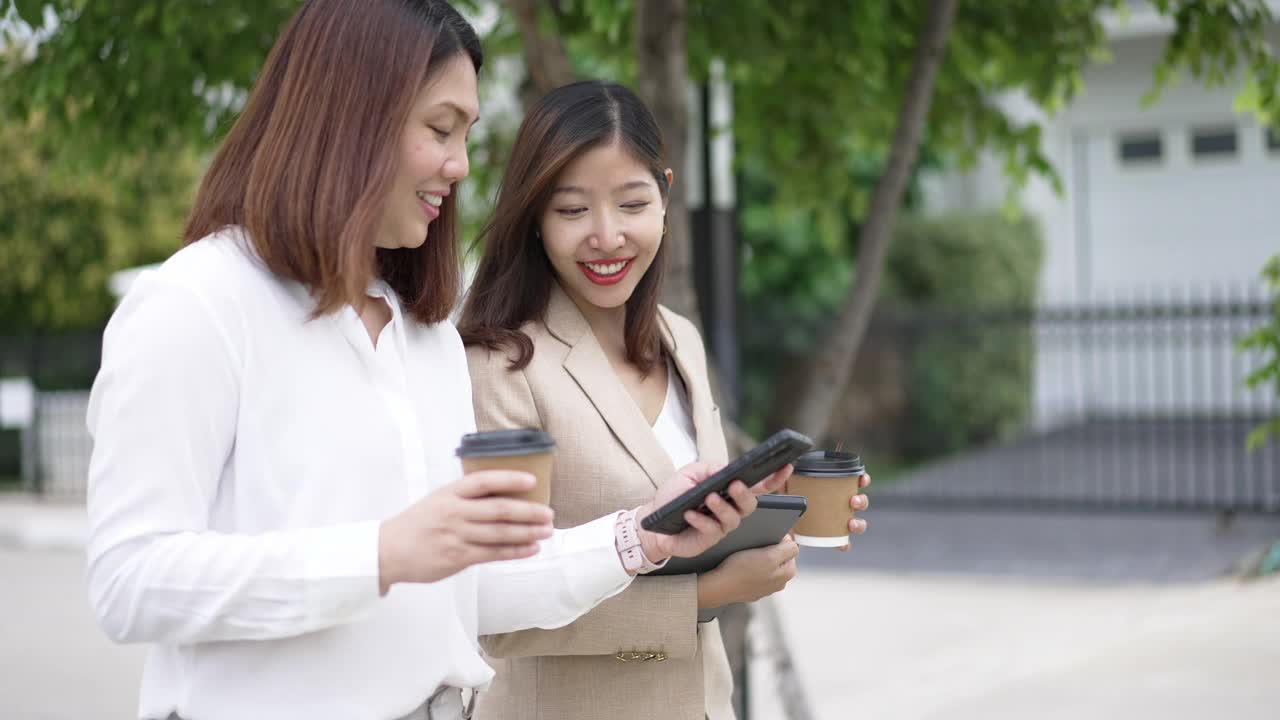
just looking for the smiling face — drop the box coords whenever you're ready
[376,55,480,251]
[539,140,672,312]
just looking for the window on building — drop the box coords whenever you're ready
[1190,126,1238,158]
[1117,131,1163,164]
[1267,126,1280,153]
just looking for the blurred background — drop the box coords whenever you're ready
[1,1,1278,719]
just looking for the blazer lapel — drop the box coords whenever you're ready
[548,285,674,490]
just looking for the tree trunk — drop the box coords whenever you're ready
[635,0,699,323]
[780,0,958,442]
[635,3,759,715]
[508,0,577,105]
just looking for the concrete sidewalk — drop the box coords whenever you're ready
[750,570,1280,719]
[0,493,87,551]
[0,547,148,719]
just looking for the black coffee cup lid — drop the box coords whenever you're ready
[793,450,864,476]
[457,428,555,458]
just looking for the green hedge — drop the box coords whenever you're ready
[738,208,1043,461]
[885,211,1043,458]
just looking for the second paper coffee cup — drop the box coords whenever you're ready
[789,450,865,548]
[456,429,556,505]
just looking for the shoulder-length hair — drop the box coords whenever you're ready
[183,0,482,324]
[458,81,670,372]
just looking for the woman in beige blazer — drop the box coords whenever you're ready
[458,81,868,720]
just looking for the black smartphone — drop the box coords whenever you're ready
[648,494,807,576]
[640,429,814,535]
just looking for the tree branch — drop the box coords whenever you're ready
[783,0,960,440]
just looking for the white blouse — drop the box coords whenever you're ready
[652,357,698,468]
[84,228,633,720]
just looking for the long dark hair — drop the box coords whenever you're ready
[184,0,482,324]
[458,80,670,372]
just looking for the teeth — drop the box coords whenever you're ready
[584,261,627,276]
[416,191,443,207]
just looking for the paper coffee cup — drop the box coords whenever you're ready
[789,450,865,548]
[456,429,556,505]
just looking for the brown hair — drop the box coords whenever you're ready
[183,0,482,324]
[458,81,670,372]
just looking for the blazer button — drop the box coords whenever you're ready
[615,651,666,662]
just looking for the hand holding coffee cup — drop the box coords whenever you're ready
[456,429,556,505]
[841,472,872,551]
[786,450,870,549]
[377,471,555,594]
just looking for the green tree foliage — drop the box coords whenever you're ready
[1238,255,1280,449]
[511,0,1278,227]
[10,1,1276,239]
[3,1,299,160]
[0,114,199,332]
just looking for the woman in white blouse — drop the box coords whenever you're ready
[83,3,785,720]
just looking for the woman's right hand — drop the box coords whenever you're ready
[696,536,800,609]
[377,471,555,594]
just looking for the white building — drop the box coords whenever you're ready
[922,2,1280,427]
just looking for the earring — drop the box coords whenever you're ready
[661,224,668,238]
[534,227,541,239]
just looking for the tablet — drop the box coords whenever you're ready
[640,429,813,535]
[648,494,806,577]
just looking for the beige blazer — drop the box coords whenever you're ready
[465,285,733,720]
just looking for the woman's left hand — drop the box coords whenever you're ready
[837,472,872,552]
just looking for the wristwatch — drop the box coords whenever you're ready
[614,507,668,575]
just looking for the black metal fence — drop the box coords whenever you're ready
[0,331,103,498]
[868,289,1279,513]
[0,331,104,389]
